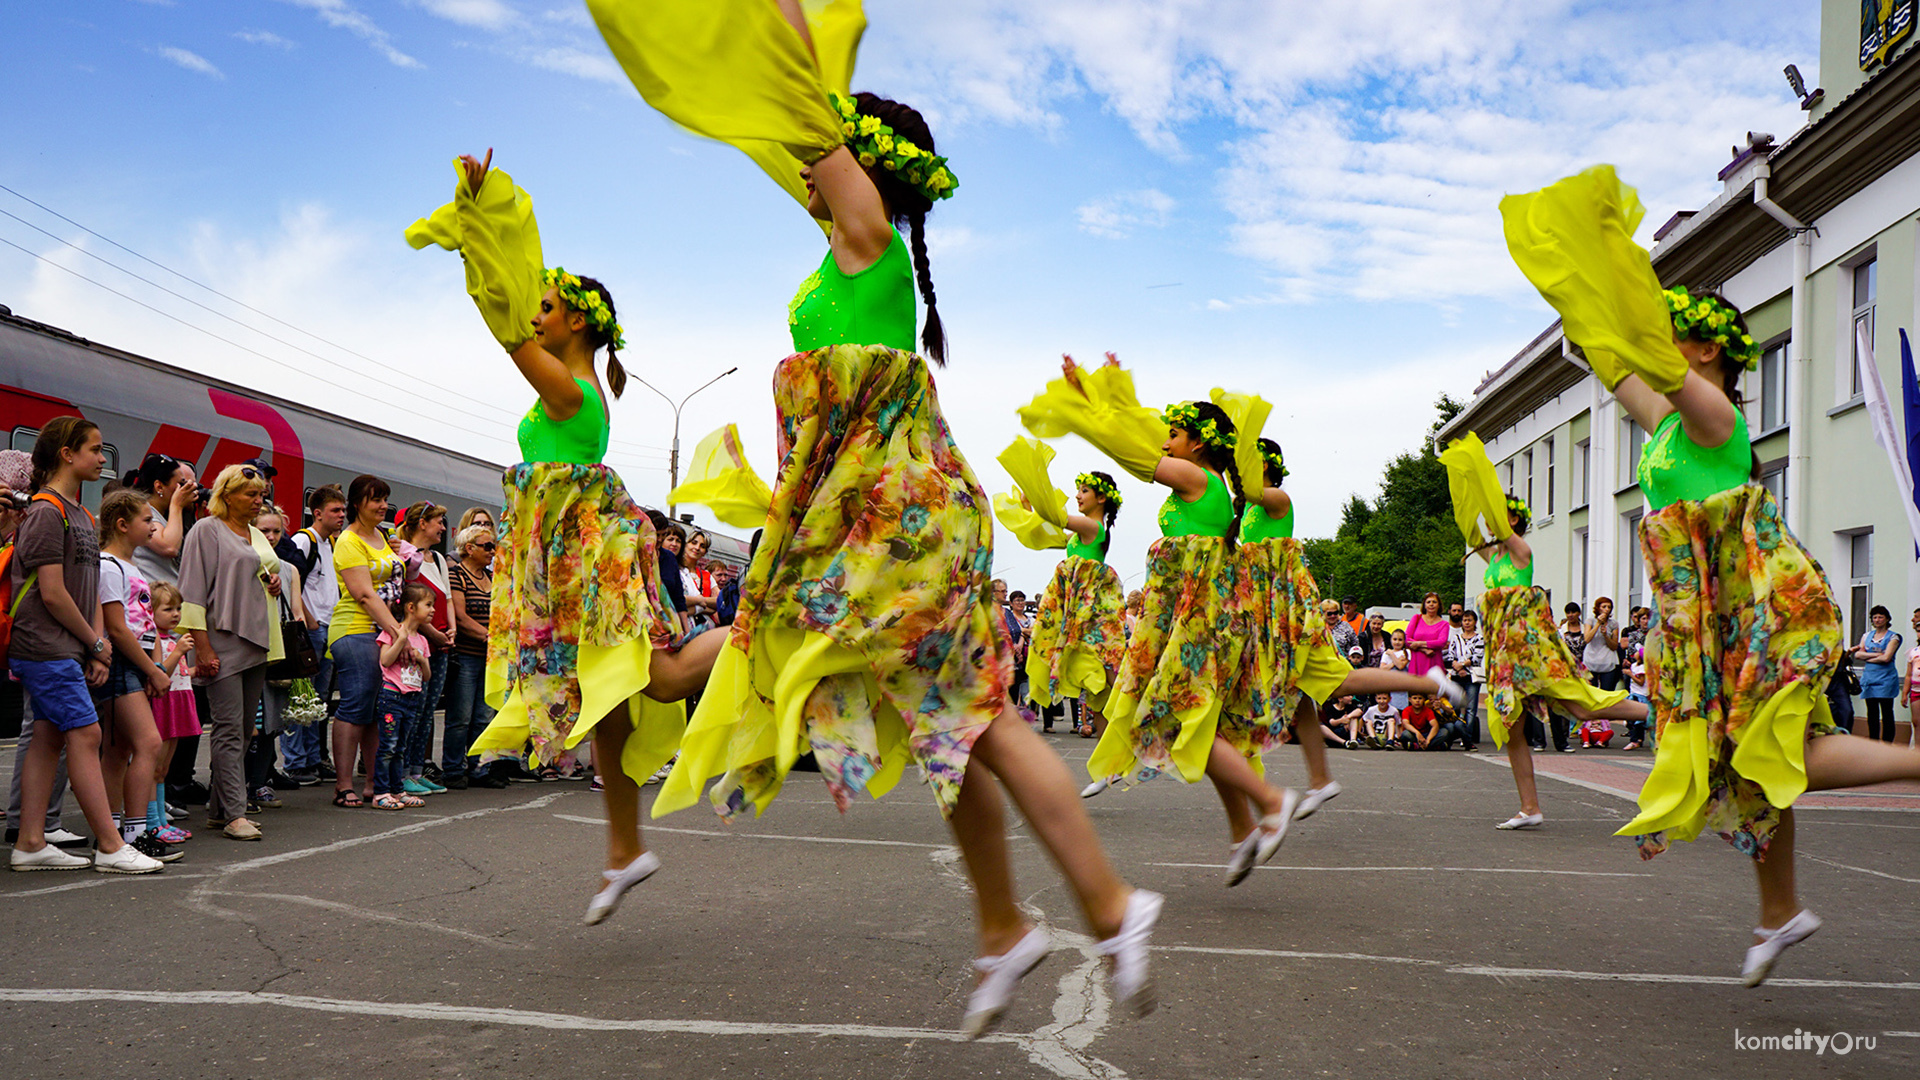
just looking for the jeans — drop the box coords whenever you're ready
[331,633,382,728]
[405,650,448,777]
[374,687,418,795]
[1591,667,1622,692]
[1454,678,1481,745]
[1625,693,1651,744]
[1525,713,1572,750]
[1432,720,1469,748]
[280,624,331,770]
[442,651,496,778]
[1865,698,1896,742]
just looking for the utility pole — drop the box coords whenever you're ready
[633,366,738,518]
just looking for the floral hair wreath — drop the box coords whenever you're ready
[829,94,959,205]
[1258,441,1289,481]
[1504,494,1532,526]
[1075,472,1123,508]
[544,267,625,351]
[1663,286,1758,370]
[1160,402,1237,452]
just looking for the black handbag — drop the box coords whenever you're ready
[265,590,320,681]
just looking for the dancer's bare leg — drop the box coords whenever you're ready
[592,702,644,875]
[1338,668,1443,699]
[643,628,728,702]
[1804,733,1920,790]
[948,758,1027,957]
[1565,697,1649,725]
[1503,716,1540,816]
[1203,736,1285,844]
[965,703,1131,940]
[1752,808,1799,934]
[1208,771,1257,845]
[1291,696,1331,789]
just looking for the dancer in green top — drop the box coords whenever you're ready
[409,151,726,928]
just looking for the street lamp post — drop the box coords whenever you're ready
[633,365,738,518]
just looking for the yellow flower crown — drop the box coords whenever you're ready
[544,267,625,351]
[1505,494,1531,526]
[1075,472,1123,508]
[1258,441,1289,481]
[830,94,959,204]
[1664,286,1757,369]
[1161,402,1236,452]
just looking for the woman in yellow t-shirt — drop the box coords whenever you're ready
[328,475,406,808]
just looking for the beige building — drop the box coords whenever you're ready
[1441,0,1920,646]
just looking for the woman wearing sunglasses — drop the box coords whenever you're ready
[443,523,497,788]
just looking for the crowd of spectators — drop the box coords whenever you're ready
[4,423,748,872]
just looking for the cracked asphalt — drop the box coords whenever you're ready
[2,734,1917,1079]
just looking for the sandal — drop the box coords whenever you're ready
[333,789,365,808]
[536,765,562,782]
[398,793,427,807]
[371,793,407,811]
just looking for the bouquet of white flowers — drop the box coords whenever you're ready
[285,678,328,726]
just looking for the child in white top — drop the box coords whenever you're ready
[147,581,199,842]
[1360,693,1400,750]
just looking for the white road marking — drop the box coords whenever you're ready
[1445,965,1920,990]
[1467,753,1920,812]
[1157,945,1440,966]
[1147,863,1650,877]
[1,872,211,898]
[1464,753,1641,803]
[555,813,949,849]
[1801,854,1920,885]
[219,892,531,949]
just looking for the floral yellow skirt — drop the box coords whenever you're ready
[1026,555,1127,710]
[1479,584,1627,748]
[655,345,1014,821]
[473,462,686,784]
[1090,534,1242,784]
[1230,538,1353,752]
[1618,484,1843,861]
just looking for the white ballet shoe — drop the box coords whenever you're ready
[1743,908,1821,987]
[1225,790,1300,886]
[1096,889,1163,1019]
[1293,781,1341,820]
[583,851,660,926]
[960,925,1052,1039]
[1427,672,1465,707]
[1494,812,1544,830]
[1080,776,1113,799]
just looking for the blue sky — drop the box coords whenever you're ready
[2,0,1817,588]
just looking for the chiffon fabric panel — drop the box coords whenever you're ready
[1232,538,1353,745]
[1025,555,1127,709]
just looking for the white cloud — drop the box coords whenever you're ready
[1076,189,1175,238]
[523,45,623,85]
[155,46,224,80]
[234,30,297,49]
[858,0,1816,304]
[413,0,519,32]
[276,0,424,69]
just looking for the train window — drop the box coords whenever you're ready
[11,426,37,452]
[80,443,119,508]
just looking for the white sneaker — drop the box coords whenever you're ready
[92,845,163,875]
[9,844,91,871]
[44,828,88,847]
[960,925,1052,1039]
[1294,781,1341,820]
[1495,812,1544,830]
[1079,776,1112,799]
[584,851,660,926]
[1743,908,1821,987]
[1428,672,1465,707]
[1096,889,1162,1019]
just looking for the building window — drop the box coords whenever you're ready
[1503,460,1514,495]
[1620,418,1645,491]
[1522,449,1534,511]
[1623,509,1644,614]
[1851,258,1876,400]
[1845,529,1873,644]
[1544,437,1556,517]
[1759,340,1788,434]
[1575,438,1591,508]
[1574,526,1590,606]
[1759,458,1787,508]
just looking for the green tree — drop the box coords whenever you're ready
[1302,394,1467,609]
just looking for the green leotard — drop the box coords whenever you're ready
[1064,522,1108,564]
[788,229,917,353]
[1239,500,1294,543]
[1157,470,1234,538]
[1637,408,1750,512]
[1484,551,1532,589]
[517,377,608,465]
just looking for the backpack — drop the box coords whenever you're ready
[0,492,79,659]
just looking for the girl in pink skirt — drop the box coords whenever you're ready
[148,582,200,843]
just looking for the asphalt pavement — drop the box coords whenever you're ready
[2,731,1916,1079]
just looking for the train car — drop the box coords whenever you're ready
[0,305,508,734]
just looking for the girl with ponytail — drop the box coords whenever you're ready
[408,151,727,926]
[590,0,1161,1037]
[1016,356,1301,887]
[992,445,1129,751]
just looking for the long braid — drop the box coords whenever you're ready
[905,210,946,366]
